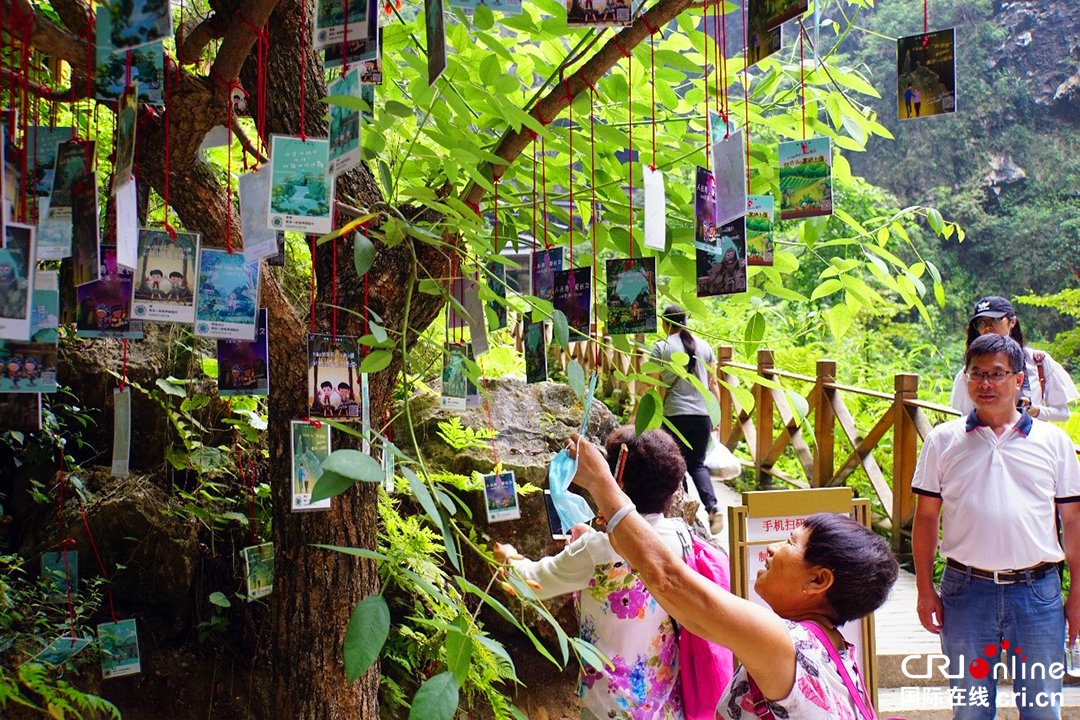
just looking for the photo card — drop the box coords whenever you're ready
[290,419,332,511]
[605,257,657,336]
[327,68,362,178]
[697,216,748,297]
[441,341,469,410]
[483,470,521,523]
[449,0,522,14]
[112,82,138,194]
[552,266,591,342]
[29,125,71,199]
[313,0,373,49]
[523,316,547,384]
[757,0,807,29]
[30,270,60,344]
[238,168,280,263]
[746,194,774,266]
[76,246,142,339]
[70,173,102,288]
[242,543,274,601]
[102,0,173,50]
[48,139,94,221]
[0,393,41,434]
[268,135,333,234]
[425,0,447,85]
[745,0,782,67]
[486,261,507,331]
[194,248,261,340]
[778,137,833,220]
[217,308,269,397]
[41,550,77,601]
[566,0,630,28]
[694,166,715,248]
[98,618,141,678]
[95,9,163,104]
[33,635,92,666]
[0,223,36,340]
[897,28,957,121]
[0,341,58,393]
[531,247,563,302]
[307,334,362,420]
[642,165,666,251]
[132,228,199,323]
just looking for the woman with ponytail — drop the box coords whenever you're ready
[650,305,725,534]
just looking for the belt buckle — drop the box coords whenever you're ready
[993,570,1012,585]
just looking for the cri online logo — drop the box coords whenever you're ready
[903,641,1066,681]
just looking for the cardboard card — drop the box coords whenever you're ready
[111,386,131,477]
[0,223,36,340]
[482,470,520,523]
[41,550,77,601]
[242,543,274,601]
[605,257,657,336]
[552,267,591,343]
[70,173,101,288]
[642,165,666,251]
[95,11,164,105]
[486,261,507,331]
[327,68,363,178]
[193,248,261,340]
[897,28,957,121]
[290,420,332,511]
[75,246,143,339]
[115,179,139,270]
[29,270,59,344]
[746,194,774,266]
[523,316,547,384]
[112,83,138,195]
[530,247,563,301]
[697,215,747,297]
[47,139,93,221]
[268,135,333,234]
[313,0,374,49]
[744,0,782,67]
[440,341,469,410]
[425,0,447,85]
[33,635,92,666]
[694,166,715,249]
[238,169,279,263]
[307,334,362,420]
[708,111,746,228]
[131,228,200,324]
[28,126,72,199]
[217,308,269,397]
[0,340,58,393]
[566,0,630,28]
[778,137,832,220]
[98,618,141,679]
[449,0,522,14]
[103,0,173,50]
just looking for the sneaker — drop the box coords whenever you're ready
[708,510,724,535]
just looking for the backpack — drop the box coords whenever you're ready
[676,525,735,720]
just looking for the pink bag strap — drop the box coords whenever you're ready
[745,675,778,720]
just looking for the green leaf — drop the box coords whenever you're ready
[634,391,661,436]
[744,312,766,344]
[551,310,569,349]
[825,304,853,340]
[311,544,389,562]
[403,467,445,533]
[474,635,516,679]
[408,672,459,720]
[385,100,412,118]
[441,517,460,571]
[445,624,473,685]
[354,232,376,277]
[810,279,843,301]
[309,470,355,504]
[344,594,390,684]
[926,207,944,235]
[208,591,231,608]
[472,2,494,29]
[322,94,369,111]
[322,449,383,483]
[569,636,611,672]
[361,350,393,373]
[567,360,585,399]
[156,377,186,397]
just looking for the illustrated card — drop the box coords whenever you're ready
[440,341,469,410]
[290,420,332,511]
[28,126,71,199]
[194,248,260,340]
[0,223,35,340]
[778,137,832,220]
[605,257,657,336]
[36,201,73,262]
[757,0,806,29]
[523,316,547,384]
[76,246,142,339]
[41,550,77,600]
[112,386,131,477]
[566,0,630,28]
[238,169,279,263]
[486,261,507,331]
[112,82,138,195]
[101,0,173,50]
[307,334,362,420]
[897,28,957,121]
[268,135,332,234]
[530,247,563,302]
[242,543,274,601]
[95,10,164,104]
[482,470,521,523]
[131,228,199,323]
[425,0,447,85]
[33,635,92,666]
[745,0,781,67]
[708,111,746,228]
[449,0,522,14]
[697,216,748,297]
[327,68,362,178]
[217,308,269,397]
[30,270,59,344]
[642,165,666,251]
[70,173,101,288]
[746,194,774,266]
[694,166,715,248]
[313,0,373,49]
[48,139,93,221]
[552,267,591,342]
[0,341,58,393]
[98,618,141,679]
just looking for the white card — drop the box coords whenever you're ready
[115,179,139,270]
[642,165,667,251]
[239,169,280,263]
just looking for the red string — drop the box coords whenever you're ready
[531,138,538,249]
[649,31,656,171]
[568,88,573,261]
[332,235,338,340]
[79,506,117,622]
[923,0,929,34]
[310,235,317,334]
[541,137,549,249]
[479,361,499,466]
[720,0,730,126]
[248,458,257,544]
[18,22,30,222]
[627,44,633,258]
[164,57,173,233]
[84,14,94,169]
[710,0,719,117]
[702,3,711,173]
[238,13,269,154]
[120,338,128,391]
[299,0,307,140]
[57,453,76,639]
[799,27,806,140]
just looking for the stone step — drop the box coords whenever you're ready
[877,685,1080,718]
[878,652,1080,689]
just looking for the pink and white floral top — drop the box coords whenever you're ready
[510,514,686,720]
[716,621,869,720]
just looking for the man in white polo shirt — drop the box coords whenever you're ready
[913,333,1080,720]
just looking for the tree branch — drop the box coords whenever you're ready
[207,0,282,100]
[48,0,92,38]
[232,114,268,164]
[179,13,229,65]
[3,0,89,67]
[461,0,693,207]
[0,66,92,102]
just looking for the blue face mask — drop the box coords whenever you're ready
[547,440,595,530]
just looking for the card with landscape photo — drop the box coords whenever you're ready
[745,0,782,67]
[36,208,73,262]
[132,228,199,323]
[0,341,58,393]
[323,0,378,69]
[448,277,488,356]
[76,246,142,339]
[552,267,591,342]
[708,111,746,227]
[290,420,332,511]
[530,246,563,302]
[697,216,747,297]
[33,636,92,666]
[440,341,469,410]
[98,618,141,679]
[757,0,806,29]
[313,0,372,48]
[242,543,274,601]
[426,0,447,85]
[307,334,362,420]
[95,10,163,104]
[694,166,716,248]
[41,550,77,601]
[268,135,332,234]
[30,270,59,344]
[0,223,35,341]
[605,257,657,335]
[483,470,521,523]
[112,82,137,194]
[566,0,630,28]
[746,194,774,266]
[218,309,269,397]
[48,140,93,221]
[70,173,102,288]
[101,0,172,49]
[29,126,71,199]
[238,168,279,263]
[897,28,957,121]
[486,261,507,331]
[778,137,833,220]
[328,68,362,177]
[523,316,547,384]
[194,248,260,340]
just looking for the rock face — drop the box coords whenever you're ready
[991,0,1080,120]
[984,153,1028,196]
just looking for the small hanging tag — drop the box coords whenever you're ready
[382,439,396,493]
[522,316,548,384]
[111,387,131,477]
[289,420,332,511]
[242,542,274,601]
[111,83,138,196]
[132,229,200,324]
[327,68,363,178]
[239,168,281,263]
[482,469,521,523]
[307,334,362,420]
[440,342,469,410]
[115,179,139,270]
[642,166,667,251]
[98,618,141,678]
[709,116,747,228]
[41,549,78,601]
[33,635,92,666]
[361,373,371,454]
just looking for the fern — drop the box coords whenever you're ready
[436,417,497,451]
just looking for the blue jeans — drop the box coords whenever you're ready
[939,565,1065,720]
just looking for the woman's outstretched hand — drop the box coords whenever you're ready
[567,433,615,494]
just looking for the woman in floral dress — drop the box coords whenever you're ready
[496,427,710,720]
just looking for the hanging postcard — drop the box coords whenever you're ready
[523,316,547,384]
[449,278,488,357]
[218,309,269,397]
[697,216,748,297]
[746,195,774,266]
[441,342,477,410]
[290,420,332,511]
[897,28,956,121]
[605,257,657,335]
[36,209,73,262]
[745,0,781,67]
[382,440,395,492]
[778,137,833,220]
[30,270,60,344]
[708,111,746,228]
[131,228,199,323]
[694,166,715,248]
[486,261,507,331]
[0,223,35,341]
[29,126,71,199]
[242,543,274,601]
[642,165,666,251]
[112,386,131,476]
[238,169,278,263]
[76,246,142,339]
[71,173,101,288]
[112,82,137,194]
[449,0,522,14]
[33,636,93,666]
[552,267,591,342]
[98,618,141,679]
[566,0,630,28]
[313,0,372,49]
[360,84,375,123]
[530,247,563,301]
[327,68,362,178]
[102,0,173,49]
[325,38,375,71]
[759,0,806,29]
[265,234,287,266]
[425,0,447,85]
[194,249,260,340]
[361,372,371,453]
[268,135,332,234]
[41,550,77,600]
[48,140,93,221]
[307,334,362,420]
[95,10,164,104]
[483,470,521,523]
[0,341,58,393]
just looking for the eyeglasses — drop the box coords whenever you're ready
[974,317,1007,331]
[965,370,1016,384]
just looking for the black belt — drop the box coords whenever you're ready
[945,558,1057,585]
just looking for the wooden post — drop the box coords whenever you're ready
[755,349,775,485]
[891,372,919,553]
[813,359,836,488]
[718,346,733,443]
